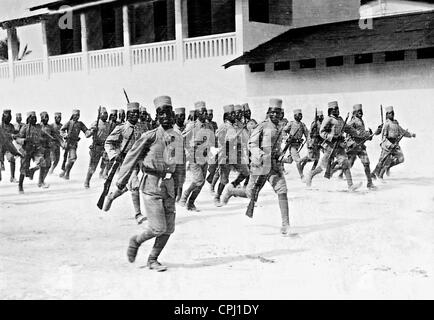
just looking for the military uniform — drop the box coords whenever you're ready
[180,102,214,211]
[84,113,112,188]
[49,116,63,174]
[116,95,184,271]
[173,117,186,202]
[0,126,21,182]
[372,106,414,179]
[60,110,88,179]
[38,113,59,188]
[283,111,309,178]
[100,110,120,178]
[300,113,324,173]
[0,110,18,182]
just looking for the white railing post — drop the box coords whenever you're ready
[7,28,15,81]
[41,20,50,79]
[80,13,89,74]
[175,0,187,65]
[235,0,247,56]
[122,5,131,69]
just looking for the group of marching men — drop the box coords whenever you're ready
[0,96,415,272]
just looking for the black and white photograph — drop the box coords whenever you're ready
[0,0,433,301]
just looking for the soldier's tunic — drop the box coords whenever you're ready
[86,120,112,174]
[49,122,63,171]
[40,123,59,170]
[0,127,21,181]
[345,116,373,166]
[116,126,184,237]
[17,124,46,175]
[101,120,119,172]
[247,118,287,197]
[307,120,323,160]
[60,120,88,167]
[105,121,142,190]
[283,120,309,164]
[173,123,186,187]
[377,119,412,167]
[0,122,17,165]
[246,119,258,135]
[14,122,24,133]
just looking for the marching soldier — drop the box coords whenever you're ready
[137,106,152,134]
[0,126,22,182]
[48,112,63,175]
[100,109,119,179]
[371,106,416,179]
[300,110,324,173]
[17,112,46,193]
[243,103,257,134]
[305,101,362,191]
[282,109,310,179]
[59,109,88,180]
[207,109,218,133]
[336,104,382,189]
[14,113,24,133]
[173,107,186,202]
[1,109,18,182]
[179,101,214,211]
[118,108,126,125]
[205,108,219,191]
[105,102,145,224]
[107,95,184,272]
[84,107,111,189]
[39,112,60,188]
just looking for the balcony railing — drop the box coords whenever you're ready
[14,59,44,78]
[0,33,238,81]
[184,32,237,60]
[131,40,176,65]
[49,53,83,74]
[89,47,124,70]
[0,63,9,79]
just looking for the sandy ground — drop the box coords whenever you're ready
[0,152,433,300]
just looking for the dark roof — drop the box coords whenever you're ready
[224,10,434,68]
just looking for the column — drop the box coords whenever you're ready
[235,0,248,56]
[7,27,16,80]
[41,20,50,79]
[175,0,187,64]
[123,5,132,69]
[80,13,89,73]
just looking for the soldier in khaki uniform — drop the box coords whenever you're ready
[48,112,64,175]
[60,109,88,180]
[117,108,126,125]
[305,101,362,191]
[1,109,18,182]
[179,101,214,211]
[14,113,24,133]
[107,95,184,272]
[0,126,22,182]
[100,109,119,179]
[282,109,310,179]
[300,110,324,173]
[371,106,416,179]
[137,106,152,135]
[173,107,186,202]
[39,112,61,188]
[84,107,111,189]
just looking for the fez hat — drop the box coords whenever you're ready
[16,113,22,117]
[154,96,172,109]
[100,107,107,113]
[110,109,118,114]
[189,110,195,116]
[54,112,61,117]
[328,101,338,109]
[223,105,235,114]
[127,103,139,112]
[293,109,302,115]
[3,109,11,114]
[353,104,363,112]
[139,106,146,112]
[118,108,126,114]
[40,111,48,117]
[234,105,243,112]
[317,110,323,116]
[175,107,186,115]
[269,98,283,109]
[207,109,213,113]
[385,106,394,113]
[242,103,250,111]
[27,111,36,117]
[72,109,80,115]
[194,101,206,110]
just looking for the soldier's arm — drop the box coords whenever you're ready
[319,118,333,142]
[85,121,97,138]
[60,121,69,133]
[398,123,414,138]
[80,122,89,135]
[104,126,123,159]
[116,131,155,190]
[303,123,310,140]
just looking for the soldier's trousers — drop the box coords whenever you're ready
[373,146,404,175]
[20,147,47,175]
[182,163,208,205]
[62,147,78,171]
[100,151,109,171]
[345,146,373,185]
[87,145,105,175]
[50,145,60,171]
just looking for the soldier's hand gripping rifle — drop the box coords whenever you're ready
[278,126,302,162]
[324,113,350,179]
[91,106,101,151]
[246,127,285,218]
[97,131,134,210]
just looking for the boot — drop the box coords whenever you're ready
[10,161,16,183]
[296,163,304,180]
[221,184,247,206]
[38,168,50,188]
[187,186,202,212]
[175,187,183,203]
[59,170,65,178]
[305,166,322,187]
[64,162,73,180]
[179,183,195,207]
[278,193,290,235]
[127,235,141,263]
[147,235,170,272]
[84,171,92,189]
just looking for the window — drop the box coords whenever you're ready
[101,5,120,49]
[274,61,290,71]
[417,47,434,59]
[385,50,405,62]
[354,53,373,64]
[299,59,316,69]
[153,0,168,42]
[188,0,212,37]
[326,56,344,67]
[249,0,269,23]
[249,63,265,72]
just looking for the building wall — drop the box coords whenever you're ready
[242,51,434,175]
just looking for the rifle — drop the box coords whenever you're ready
[123,88,130,104]
[278,125,302,162]
[324,113,350,179]
[97,130,135,210]
[246,125,285,218]
[380,105,384,125]
[91,106,101,150]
